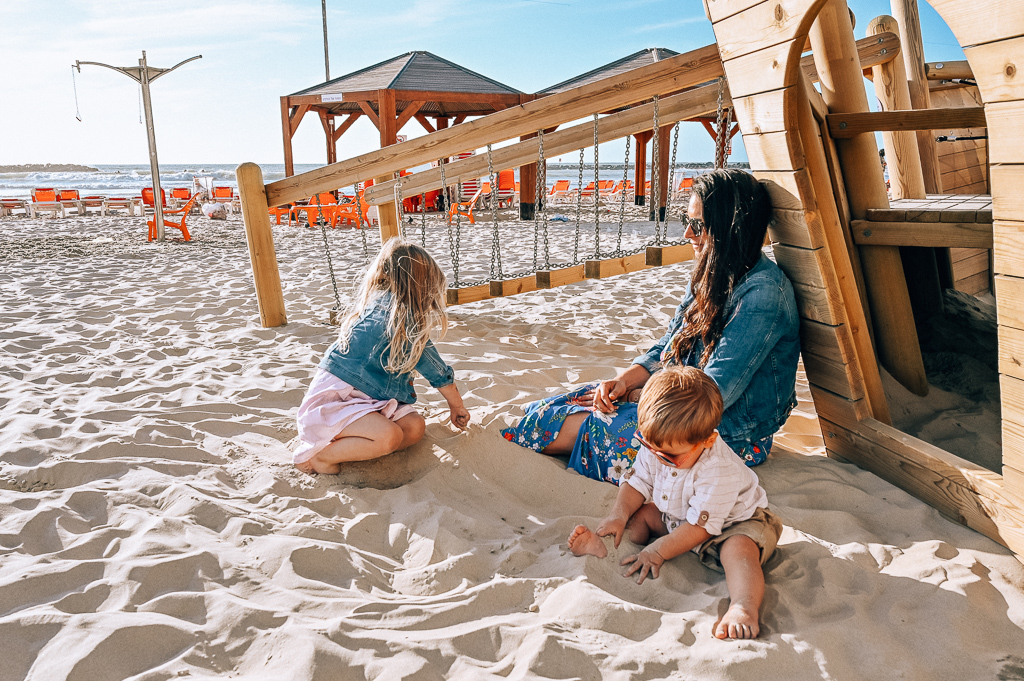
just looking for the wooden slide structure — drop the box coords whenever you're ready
[238,0,1024,563]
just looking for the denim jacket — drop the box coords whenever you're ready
[319,293,455,404]
[633,254,801,445]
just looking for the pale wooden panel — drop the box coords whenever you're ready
[743,129,805,173]
[964,35,1024,104]
[536,265,586,289]
[446,284,492,306]
[724,40,798,99]
[490,276,538,297]
[952,251,989,279]
[769,208,818,249]
[850,219,993,248]
[929,0,1024,55]
[790,280,841,325]
[800,318,858,366]
[952,246,988,264]
[732,87,795,136]
[986,100,1024,164]
[809,384,869,430]
[991,165,1024,221]
[753,168,809,210]
[713,0,813,62]
[772,243,826,288]
[957,270,991,295]
[1001,373,1024,476]
[993,219,1024,276]
[705,0,770,23]
[1004,466,1024,505]
[995,274,1024,330]
[802,350,865,400]
[998,323,1024,383]
[584,253,650,279]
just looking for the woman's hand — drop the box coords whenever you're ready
[591,378,628,413]
[596,516,627,548]
[621,546,666,584]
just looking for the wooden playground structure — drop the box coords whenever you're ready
[239,0,1024,561]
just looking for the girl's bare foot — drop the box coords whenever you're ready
[568,525,608,558]
[294,456,340,475]
[714,603,759,639]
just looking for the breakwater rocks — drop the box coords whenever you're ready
[0,163,99,173]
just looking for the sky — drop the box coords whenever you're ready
[0,0,969,167]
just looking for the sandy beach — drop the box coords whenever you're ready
[2,209,1024,680]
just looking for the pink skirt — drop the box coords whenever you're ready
[293,369,418,464]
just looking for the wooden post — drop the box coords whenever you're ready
[810,0,929,396]
[281,97,295,178]
[375,88,401,243]
[890,0,942,194]
[634,131,650,206]
[520,133,538,220]
[237,162,286,327]
[868,14,944,319]
[651,124,671,221]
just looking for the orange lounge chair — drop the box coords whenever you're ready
[268,203,294,225]
[168,187,193,209]
[57,189,85,215]
[148,193,198,241]
[448,182,486,224]
[104,197,137,216]
[78,194,106,216]
[291,193,339,227]
[579,181,597,198]
[547,179,571,201]
[211,186,239,213]
[29,188,65,218]
[0,198,28,217]
[141,187,168,214]
[494,169,516,208]
[598,180,616,197]
[331,192,371,227]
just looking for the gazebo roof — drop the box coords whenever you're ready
[289,51,525,117]
[538,48,680,95]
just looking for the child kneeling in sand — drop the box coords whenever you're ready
[293,239,470,475]
[568,365,782,640]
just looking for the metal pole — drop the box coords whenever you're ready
[321,0,330,80]
[139,51,166,240]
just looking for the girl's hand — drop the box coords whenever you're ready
[596,516,627,547]
[592,378,628,413]
[621,547,666,584]
[449,405,471,430]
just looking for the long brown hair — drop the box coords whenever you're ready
[336,239,449,374]
[669,169,772,367]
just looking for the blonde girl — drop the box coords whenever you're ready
[294,240,470,475]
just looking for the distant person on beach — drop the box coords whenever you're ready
[568,365,783,640]
[502,169,800,480]
[294,239,470,475]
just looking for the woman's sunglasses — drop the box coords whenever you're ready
[636,432,704,468]
[683,215,705,237]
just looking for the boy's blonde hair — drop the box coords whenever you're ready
[636,366,723,446]
[336,239,448,374]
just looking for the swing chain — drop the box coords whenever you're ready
[394,175,406,240]
[715,77,727,170]
[651,95,662,244]
[665,122,680,235]
[353,183,369,261]
[439,157,462,287]
[592,113,601,258]
[486,143,503,281]
[534,129,548,271]
[573,146,584,264]
[614,133,630,257]
[420,192,427,247]
[314,192,342,320]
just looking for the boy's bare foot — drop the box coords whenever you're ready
[715,603,759,639]
[295,456,340,476]
[568,525,608,558]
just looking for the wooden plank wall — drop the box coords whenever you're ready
[930,85,991,294]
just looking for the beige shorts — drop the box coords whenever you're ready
[693,507,783,573]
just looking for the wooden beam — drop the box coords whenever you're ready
[361,83,724,205]
[237,162,286,327]
[800,30,902,85]
[489,275,538,297]
[395,101,425,134]
[827,107,987,137]
[584,253,650,279]
[925,60,973,80]
[332,112,361,143]
[376,89,400,244]
[264,44,724,207]
[850,219,993,248]
[357,101,380,130]
[288,103,310,137]
[536,265,586,289]
[447,284,492,305]
[281,97,295,178]
[645,243,694,266]
[414,113,436,133]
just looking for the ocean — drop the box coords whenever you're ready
[0,162,735,200]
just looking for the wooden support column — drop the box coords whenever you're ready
[810,0,929,396]
[868,14,944,318]
[319,111,337,166]
[651,124,672,220]
[375,88,401,243]
[634,131,650,205]
[237,162,286,327]
[890,0,942,194]
[281,97,295,178]
[520,131,538,220]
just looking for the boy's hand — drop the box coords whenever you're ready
[449,405,471,430]
[595,516,627,547]
[621,547,666,584]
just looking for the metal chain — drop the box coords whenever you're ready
[651,95,662,244]
[314,193,342,318]
[572,146,584,264]
[614,134,631,256]
[592,114,601,258]
[715,77,727,170]
[665,122,681,236]
[394,176,406,240]
[420,192,427,246]
[439,157,461,287]
[486,143,502,280]
[353,183,368,261]
[533,130,546,270]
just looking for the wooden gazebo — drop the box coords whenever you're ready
[280,51,528,179]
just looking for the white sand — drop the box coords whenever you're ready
[2,211,1024,680]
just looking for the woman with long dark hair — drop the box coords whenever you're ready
[502,169,800,483]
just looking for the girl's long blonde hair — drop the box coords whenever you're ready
[336,239,449,374]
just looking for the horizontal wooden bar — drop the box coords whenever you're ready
[850,219,993,248]
[827,107,987,138]
[536,265,586,289]
[446,284,491,306]
[364,83,724,205]
[924,60,973,80]
[264,44,723,207]
[489,275,538,297]
[803,31,901,85]
[645,243,695,266]
[584,252,650,279]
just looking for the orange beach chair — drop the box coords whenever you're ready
[29,188,65,218]
[148,194,198,241]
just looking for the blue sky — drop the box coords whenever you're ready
[0,0,968,166]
